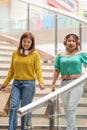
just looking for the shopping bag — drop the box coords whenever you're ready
[0,87,11,116]
[44,100,56,119]
[44,103,50,119]
[44,97,65,119]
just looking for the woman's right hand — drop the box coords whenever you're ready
[39,83,45,90]
[0,85,6,91]
[51,84,56,92]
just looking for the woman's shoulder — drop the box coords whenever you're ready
[79,50,87,55]
[12,50,18,55]
[57,51,64,56]
[32,50,40,57]
[57,51,66,56]
[10,50,18,59]
[32,50,39,54]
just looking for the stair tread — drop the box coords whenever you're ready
[1,116,87,126]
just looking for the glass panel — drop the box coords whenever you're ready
[0,3,87,55]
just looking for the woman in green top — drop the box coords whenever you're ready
[0,32,45,130]
[51,33,87,130]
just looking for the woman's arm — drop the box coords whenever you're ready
[51,69,60,91]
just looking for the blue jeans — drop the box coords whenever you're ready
[8,80,36,130]
[61,79,83,130]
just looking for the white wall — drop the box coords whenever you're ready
[10,0,27,19]
[10,0,47,19]
[79,0,87,11]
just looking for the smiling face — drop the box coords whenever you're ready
[66,36,77,52]
[18,32,35,52]
[22,37,32,50]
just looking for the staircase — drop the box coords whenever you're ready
[0,38,87,130]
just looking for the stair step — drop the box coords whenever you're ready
[0,57,11,61]
[0,125,87,130]
[0,50,12,55]
[0,45,16,49]
[0,115,87,124]
[0,41,16,46]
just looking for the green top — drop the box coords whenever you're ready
[3,50,44,86]
[54,52,87,76]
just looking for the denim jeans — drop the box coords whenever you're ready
[8,80,36,130]
[61,79,83,130]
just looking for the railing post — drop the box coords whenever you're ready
[49,100,55,130]
[56,95,59,130]
[79,23,82,50]
[27,3,30,31]
[55,14,58,55]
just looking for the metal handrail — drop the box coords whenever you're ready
[17,73,87,117]
[18,0,87,24]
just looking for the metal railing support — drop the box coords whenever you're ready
[49,100,55,130]
[55,14,58,55]
[27,4,30,31]
[79,23,82,50]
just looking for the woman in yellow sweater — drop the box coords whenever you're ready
[0,32,45,130]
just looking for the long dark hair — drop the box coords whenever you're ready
[18,32,35,52]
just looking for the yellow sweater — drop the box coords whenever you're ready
[3,50,44,86]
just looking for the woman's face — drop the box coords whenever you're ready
[22,38,32,50]
[21,37,32,50]
[66,36,77,51]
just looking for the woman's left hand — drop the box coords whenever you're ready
[39,83,45,90]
